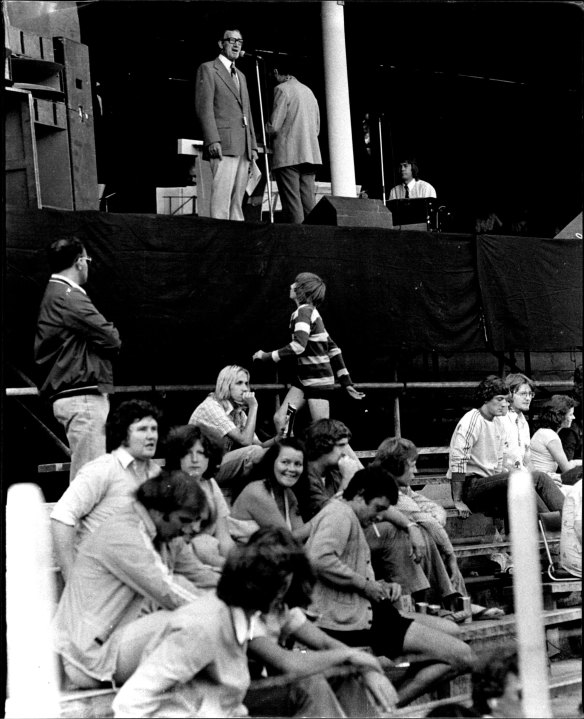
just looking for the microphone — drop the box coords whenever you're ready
[240,48,290,59]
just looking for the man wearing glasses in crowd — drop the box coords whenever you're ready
[447,375,565,521]
[500,372,538,471]
[35,237,121,482]
[195,27,258,221]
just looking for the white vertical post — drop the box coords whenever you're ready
[321,1,357,197]
[508,471,552,718]
[6,484,61,719]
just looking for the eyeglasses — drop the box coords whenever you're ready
[223,37,243,46]
[78,255,92,264]
[515,391,534,398]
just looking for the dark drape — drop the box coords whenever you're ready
[477,234,582,352]
[5,209,581,387]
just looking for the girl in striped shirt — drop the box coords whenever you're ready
[253,272,364,434]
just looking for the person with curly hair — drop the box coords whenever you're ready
[50,399,162,581]
[448,375,565,520]
[113,527,313,717]
[530,395,582,487]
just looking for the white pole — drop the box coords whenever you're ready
[508,471,552,718]
[321,1,357,197]
[6,483,61,719]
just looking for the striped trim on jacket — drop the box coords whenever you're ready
[271,304,352,389]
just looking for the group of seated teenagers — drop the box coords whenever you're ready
[49,366,582,717]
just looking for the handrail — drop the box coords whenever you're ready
[4,379,575,397]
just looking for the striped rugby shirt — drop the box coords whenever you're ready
[270,304,353,389]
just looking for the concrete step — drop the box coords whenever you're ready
[395,658,582,717]
[58,609,581,718]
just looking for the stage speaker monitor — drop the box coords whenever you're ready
[554,213,582,239]
[303,196,393,228]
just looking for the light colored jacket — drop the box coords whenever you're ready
[53,502,214,682]
[305,499,374,632]
[267,77,321,170]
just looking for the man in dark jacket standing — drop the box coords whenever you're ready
[35,237,121,482]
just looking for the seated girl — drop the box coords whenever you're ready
[530,396,583,489]
[163,424,235,570]
[229,438,312,544]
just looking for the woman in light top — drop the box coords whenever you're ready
[229,438,312,543]
[163,425,235,569]
[530,396,582,488]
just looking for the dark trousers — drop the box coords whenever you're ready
[464,470,565,516]
[275,164,316,223]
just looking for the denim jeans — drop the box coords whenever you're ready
[464,470,565,516]
[53,394,109,482]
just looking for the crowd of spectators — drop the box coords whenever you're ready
[36,236,581,716]
[44,362,582,716]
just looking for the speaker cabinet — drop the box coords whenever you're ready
[303,196,393,228]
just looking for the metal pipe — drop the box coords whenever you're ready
[5,379,574,397]
[508,471,552,717]
[254,57,273,223]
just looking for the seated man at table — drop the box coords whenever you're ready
[447,375,565,520]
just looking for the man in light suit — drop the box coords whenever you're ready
[267,58,322,223]
[195,28,258,221]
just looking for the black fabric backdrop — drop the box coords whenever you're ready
[477,234,583,352]
[5,208,581,387]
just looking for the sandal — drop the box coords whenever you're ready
[438,609,470,623]
[472,606,505,620]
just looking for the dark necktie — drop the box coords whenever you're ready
[404,183,410,199]
[231,63,239,90]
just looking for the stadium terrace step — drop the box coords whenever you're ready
[393,665,582,718]
[58,609,581,719]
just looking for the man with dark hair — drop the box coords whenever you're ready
[267,58,322,223]
[448,375,565,519]
[50,399,162,581]
[301,418,433,602]
[54,471,214,693]
[306,467,476,708]
[388,157,436,200]
[35,237,121,482]
[470,650,522,717]
[195,27,258,221]
[112,527,321,717]
[300,418,360,520]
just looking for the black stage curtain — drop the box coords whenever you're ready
[477,234,583,352]
[6,209,581,387]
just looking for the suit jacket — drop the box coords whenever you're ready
[267,77,321,170]
[195,57,257,160]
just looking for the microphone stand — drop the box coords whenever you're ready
[378,113,386,205]
[253,56,274,223]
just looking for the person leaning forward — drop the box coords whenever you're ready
[35,237,121,483]
[195,27,258,221]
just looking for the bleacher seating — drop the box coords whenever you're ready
[37,437,581,716]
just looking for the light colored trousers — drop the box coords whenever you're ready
[209,155,250,221]
[53,393,109,482]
